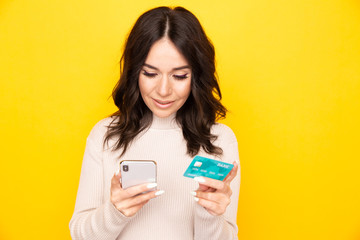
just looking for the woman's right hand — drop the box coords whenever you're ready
[110,171,164,217]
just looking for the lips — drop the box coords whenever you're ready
[155,99,173,104]
[153,98,174,108]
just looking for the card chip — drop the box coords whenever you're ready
[194,161,202,167]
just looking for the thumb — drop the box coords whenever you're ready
[111,169,122,189]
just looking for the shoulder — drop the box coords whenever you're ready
[211,123,237,145]
[87,116,118,142]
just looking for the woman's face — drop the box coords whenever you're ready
[139,38,192,118]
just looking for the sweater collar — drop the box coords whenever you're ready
[150,113,180,130]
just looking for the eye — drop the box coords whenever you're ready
[173,74,189,80]
[142,70,157,78]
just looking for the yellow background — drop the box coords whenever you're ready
[1,0,359,239]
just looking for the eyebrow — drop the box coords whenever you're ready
[143,63,191,71]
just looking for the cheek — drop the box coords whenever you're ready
[180,80,192,98]
[138,76,149,96]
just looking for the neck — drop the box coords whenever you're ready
[150,113,180,130]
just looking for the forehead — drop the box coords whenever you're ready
[145,38,189,71]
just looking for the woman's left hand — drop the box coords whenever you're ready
[192,161,238,216]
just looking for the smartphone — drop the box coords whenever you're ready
[120,160,157,190]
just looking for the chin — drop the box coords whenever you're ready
[150,107,178,118]
[153,111,174,118]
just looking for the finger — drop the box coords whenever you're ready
[197,183,211,192]
[194,177,225,191]
[112,182,160,204]
[111,171,122,189]
[123,182,158,198]
[197,184,216,193]
[116,189,164,211]
[194,197,226,216]
[193,191,229,204]
[224,161,238,184]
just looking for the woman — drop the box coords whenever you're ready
[69,6,240,240]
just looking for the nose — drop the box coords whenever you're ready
[156,74,172,97]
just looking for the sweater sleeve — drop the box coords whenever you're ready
[194,126,241,240]
[69,120,132,240]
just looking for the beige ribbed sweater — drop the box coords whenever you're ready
[69,114,240,240]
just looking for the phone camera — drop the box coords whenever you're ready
[123,165,129,172]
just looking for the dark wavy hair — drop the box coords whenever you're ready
[104,6,227,157]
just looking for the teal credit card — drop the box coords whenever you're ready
[183,156,234,181]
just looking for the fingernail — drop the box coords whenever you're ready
[155,190,165,196]
[194,197,199,202]
[190,191,197,196]
[194,177,205,183]
[115,168,120,176]
[147,183,157,189]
